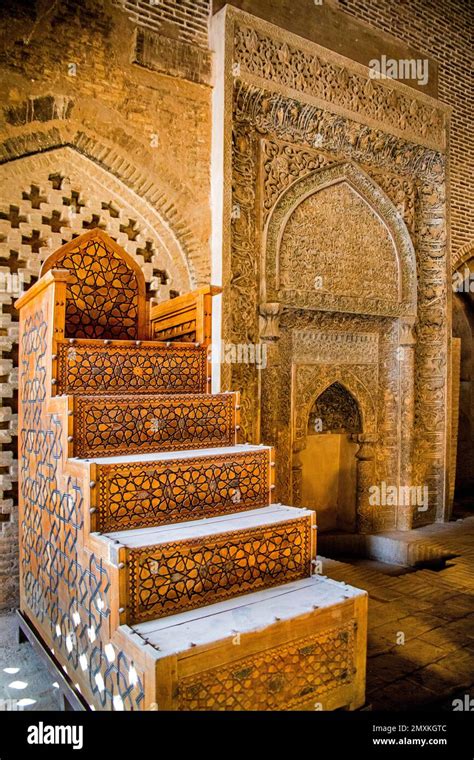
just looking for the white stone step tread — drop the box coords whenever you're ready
[72,443,272,465]
[126,575,366,658]
[101,504,312,548]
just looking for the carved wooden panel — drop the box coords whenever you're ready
[56,340,208,395]
[151,320,196,342]
[74,393,238,457]
[93,449,272,532]
[149,286,220,346]
[178,622,356,711]
[127,517,312,623]
[41,229,147,340]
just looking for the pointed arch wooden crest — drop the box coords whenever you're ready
[41,229,147,340]
[38,228,221,345]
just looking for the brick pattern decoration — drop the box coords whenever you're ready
[337,0,474,256]
[113,0,211,48]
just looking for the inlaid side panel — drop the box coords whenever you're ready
[178,622,356,710]
[74,393,238,457]
[127,517,313,623]
[18,288,145,711]
[56,340,208,395]
[94,449,272,532]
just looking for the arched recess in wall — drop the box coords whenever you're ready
[0,144,195,532]
[0,146,194,293]
[302,381,362,533]
[452,241,474,509]
[292,367,377,533]
[0,120,209,286]
[300,382,362,532]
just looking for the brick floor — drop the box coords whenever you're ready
[1,516,472,711]
[322,516,474,710]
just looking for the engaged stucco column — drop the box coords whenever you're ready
[355,434,378,533]
[259,304,281,442]
[259,303,286,498]
[398,317,417,530]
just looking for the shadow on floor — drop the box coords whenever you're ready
[0,609,62,711]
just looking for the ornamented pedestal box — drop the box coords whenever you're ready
[127,574,367,711]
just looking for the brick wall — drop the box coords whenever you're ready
[337,0,474,256]
[0,0,213,607]
[115,0,211,48]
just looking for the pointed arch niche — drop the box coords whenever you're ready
[452,241,474,510]
[0,146,194,296]
[263,161,417,318]
[262,162,418,533]
[302,381,361,532]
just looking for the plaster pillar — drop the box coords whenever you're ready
[355,433,378,533]
[398,317,417,530]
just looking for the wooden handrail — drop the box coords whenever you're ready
[149,285,221,345]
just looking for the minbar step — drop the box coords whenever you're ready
[54,339,209,396]
[72,392,239,457]
[80,444,274,532]
[127,575,368,711]
[99,505,316,624]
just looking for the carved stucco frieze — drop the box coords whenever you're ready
[369,170,417,236]
[261,138,331,222]
[234,82,445,183]
[261,136,418,237]
[292,330,379,366]
[233,20,446,150]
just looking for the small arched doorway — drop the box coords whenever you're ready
[452,283,474,514]
[300,382,362,533]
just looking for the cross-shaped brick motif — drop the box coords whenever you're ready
[22,185,47,209]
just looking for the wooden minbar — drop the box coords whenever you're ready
[16,229,367,711]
